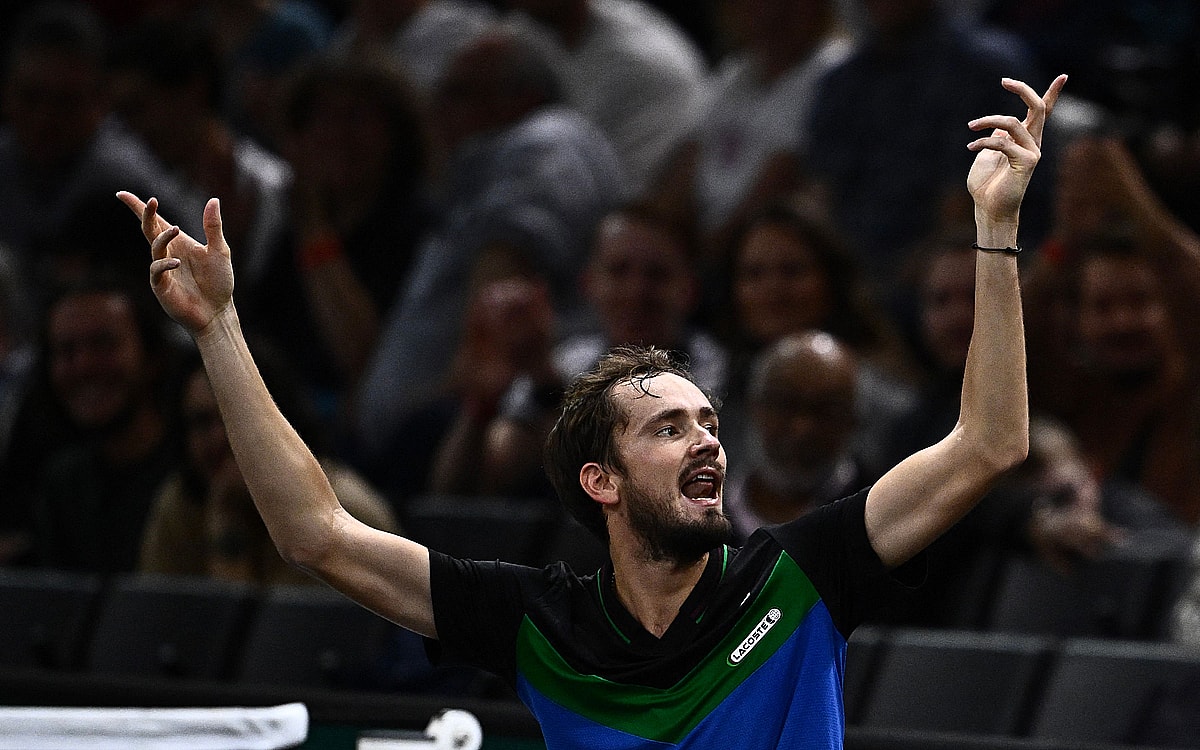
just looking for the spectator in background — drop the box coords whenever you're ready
[426,202,728,503]
[20,281,188,573]
[140,344,398,586]
[427,277,561,501]
[0,0,203,298]
[807,0,1044,287]
[504,0,709,195]
[327,0,497,95]
[1025,135,1200,529]
[652,0,852,270]
[352,28,624,475]
[717,197,916,473]
[558,203,727,397]
[872,232,1190,628]
[197,0,332,150]
[241,54,434,421]
[108,11,293,300]
[723,331,880,544]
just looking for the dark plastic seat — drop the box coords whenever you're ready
[856,628,1053,735]
[84,573,254,679]
[844,624,886,725]
[1029,637,1200,744]
[986,547,1181,640]
[403,495,562,566]
[236,584,413,690]
[0,568,101,669]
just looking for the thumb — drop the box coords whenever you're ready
[203,197,226,248]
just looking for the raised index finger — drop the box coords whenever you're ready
[115,191,170,242]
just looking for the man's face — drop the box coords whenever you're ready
[586,216,695,348]
[1077,255,1170,379]
[750,340,856,475]
[48,292,150,432]
[734,223,832,343]
[609,373,730,562]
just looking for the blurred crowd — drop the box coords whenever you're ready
[0,0,1199,656]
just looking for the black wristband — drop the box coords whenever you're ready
[972,241,1022,255]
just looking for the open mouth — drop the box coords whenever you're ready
[681,467,723,505]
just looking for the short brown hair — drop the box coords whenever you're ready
[543,346,693,542]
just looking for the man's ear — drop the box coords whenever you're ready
[580,462,620,507]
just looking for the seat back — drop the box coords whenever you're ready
[0,568,100,669]
[857,628,1053,735]
[236,584,405,690]
[404,495,561,566]
[986,545,1185,640]
[1029,638,1200,744]
[85,573,254,679]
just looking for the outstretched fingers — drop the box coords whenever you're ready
[967,114,1037,167]
[202,197,226,252]
[116,191,171,242]
[150,224,180,262]
[149,256,182,285]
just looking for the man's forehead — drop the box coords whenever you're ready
[612,372,712,418]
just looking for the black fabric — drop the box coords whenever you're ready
[426,489,920,690]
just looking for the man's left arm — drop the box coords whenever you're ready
[864,75,1067,568]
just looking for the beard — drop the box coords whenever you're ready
[623,477,732,565]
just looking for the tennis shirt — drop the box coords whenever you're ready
[427,487,914,749]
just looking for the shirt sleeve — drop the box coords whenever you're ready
[424,550,546,684]
[764,488,924,637]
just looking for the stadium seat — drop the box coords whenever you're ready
[236,584,415,690]
[1029,637,1200,744]
[856,628,1053,735]
[984,547,1179,640]
[84,573,254,680]
[403,495,562,567]
[0,568,100,670]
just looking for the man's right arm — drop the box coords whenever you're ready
[119,192,437,638]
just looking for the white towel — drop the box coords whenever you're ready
[0,702,308,750]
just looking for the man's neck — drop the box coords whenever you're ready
[609,544,708,638]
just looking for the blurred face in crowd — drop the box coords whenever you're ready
[4,47,108,169]
[1077,254,1171,380]
[111,69,206,170]
[290,88,394,196]
[434,36,522,151]
[749,332,856,475]
[48,292,151,433]
[732,0,834,54]
[585,214,696,349]
[734,221,833,344]
[920,248,976,373]
[182,369,243,492]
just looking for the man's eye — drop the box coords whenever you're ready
[704,423,719,436]
[657,425,678,436]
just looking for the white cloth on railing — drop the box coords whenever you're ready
[0,702,308,750]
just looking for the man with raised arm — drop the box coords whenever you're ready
[119,74,1065,749]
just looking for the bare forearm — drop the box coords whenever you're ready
[961,217,1029,470]
[193,305,342,566]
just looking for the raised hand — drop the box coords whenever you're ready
[117,192,235,335]
[966,75,1067,228]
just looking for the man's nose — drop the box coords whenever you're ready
[690,426,721,456]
